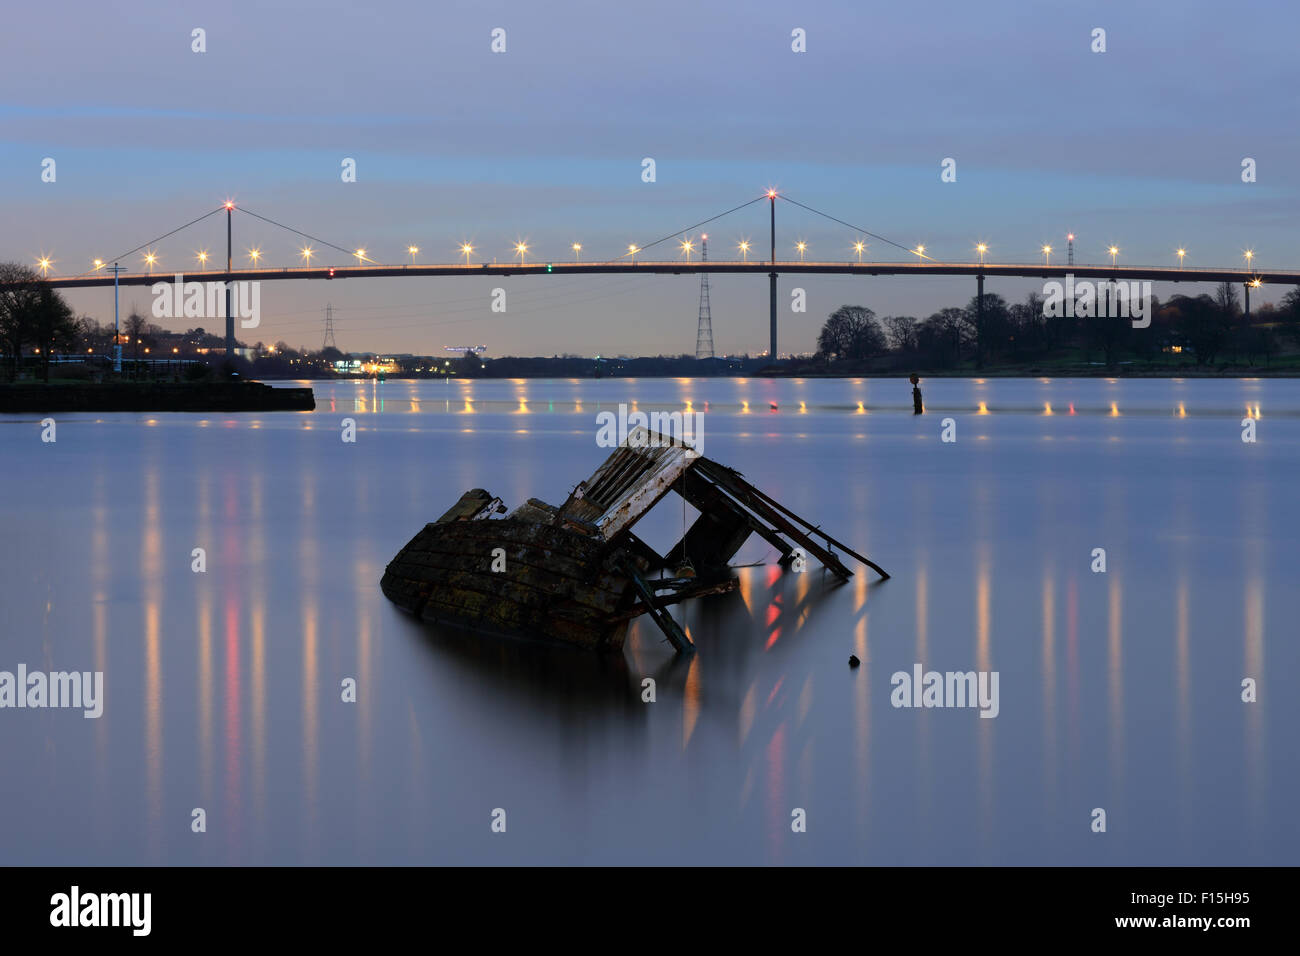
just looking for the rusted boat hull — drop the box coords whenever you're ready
[380,515,634,650]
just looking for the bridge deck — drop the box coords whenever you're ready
[40,260,1295,289]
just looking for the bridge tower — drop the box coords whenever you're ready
[323,303,337,351]
[695,235,714,359]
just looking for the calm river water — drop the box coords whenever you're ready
[0,376,1295,865]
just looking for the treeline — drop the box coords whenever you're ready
[0,263,83,381]
[813,283,1300,371]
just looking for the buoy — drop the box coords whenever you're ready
[848,654,860,668]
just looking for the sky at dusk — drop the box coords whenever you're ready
[3,0,1297,357]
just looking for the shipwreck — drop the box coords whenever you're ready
[380,427,888,654]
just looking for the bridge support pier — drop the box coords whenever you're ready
[225,204,235,358]
[976,272,985,368]
[769,272,777,361]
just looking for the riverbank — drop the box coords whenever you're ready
[0,381,315,413]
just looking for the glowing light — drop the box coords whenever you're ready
[914,244,925,262]
[36,256,53,275]
[223,200,235,210]
[572,242,581,261]
[679,238,695,261]
[196,249,210,269]
[738,240,751,261]
[299,246,313,265]
[1177,248,1186,268]
[796,240,807,262]
[1042,244,1052,266]
[93,258,104,271]
[515,241,529,264]
[767,189,777,198]
[1108,246,1119,266]
[354,248,368,263]
[853,240,865,263]
[408,245,419,263]
[460,243,474,265]
[976,242,987,264]
[627,244,639,260]
[143,250,158,272]
[248,247,262,266]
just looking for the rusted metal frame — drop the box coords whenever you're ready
[662,473,781,569]
[607,577,739,624]
[695,459,890,580]
[694,467,853,579]
[614,554,695,655]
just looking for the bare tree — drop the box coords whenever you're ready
[883,315,919,354]
[30,287,80,382]
[124,310,148,377]
[817,305,886,361]
[0,263,42,380]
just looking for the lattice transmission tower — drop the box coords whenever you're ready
[322,303,337,351]
[695,234,714,359]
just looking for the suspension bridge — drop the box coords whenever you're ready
[28,191,1294,361]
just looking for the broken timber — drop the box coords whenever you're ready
[380,426,888,655]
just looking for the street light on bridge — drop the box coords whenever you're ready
[1177,248,1186,269]
[679,238,695,262]
[36,255,53,276]
[1108,246,1119,267]
[627,244,640,264]
[143,250,158,273]
[853,240,865,263]
[795,241,807,262]
[738,240,751,262]
[408,245,420,264]
[572,243,581,261]
[976,243,987,265]
[515,242,529,265]
[93,258,104,272]
[913,244,925,264]
[461,243,474,265]
[248,247,262,267]
[353,248,369,264]
[300,246,314,266]
[1042,245,1052,266]
[196,250,209,270]
[1244,249,1254,270]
